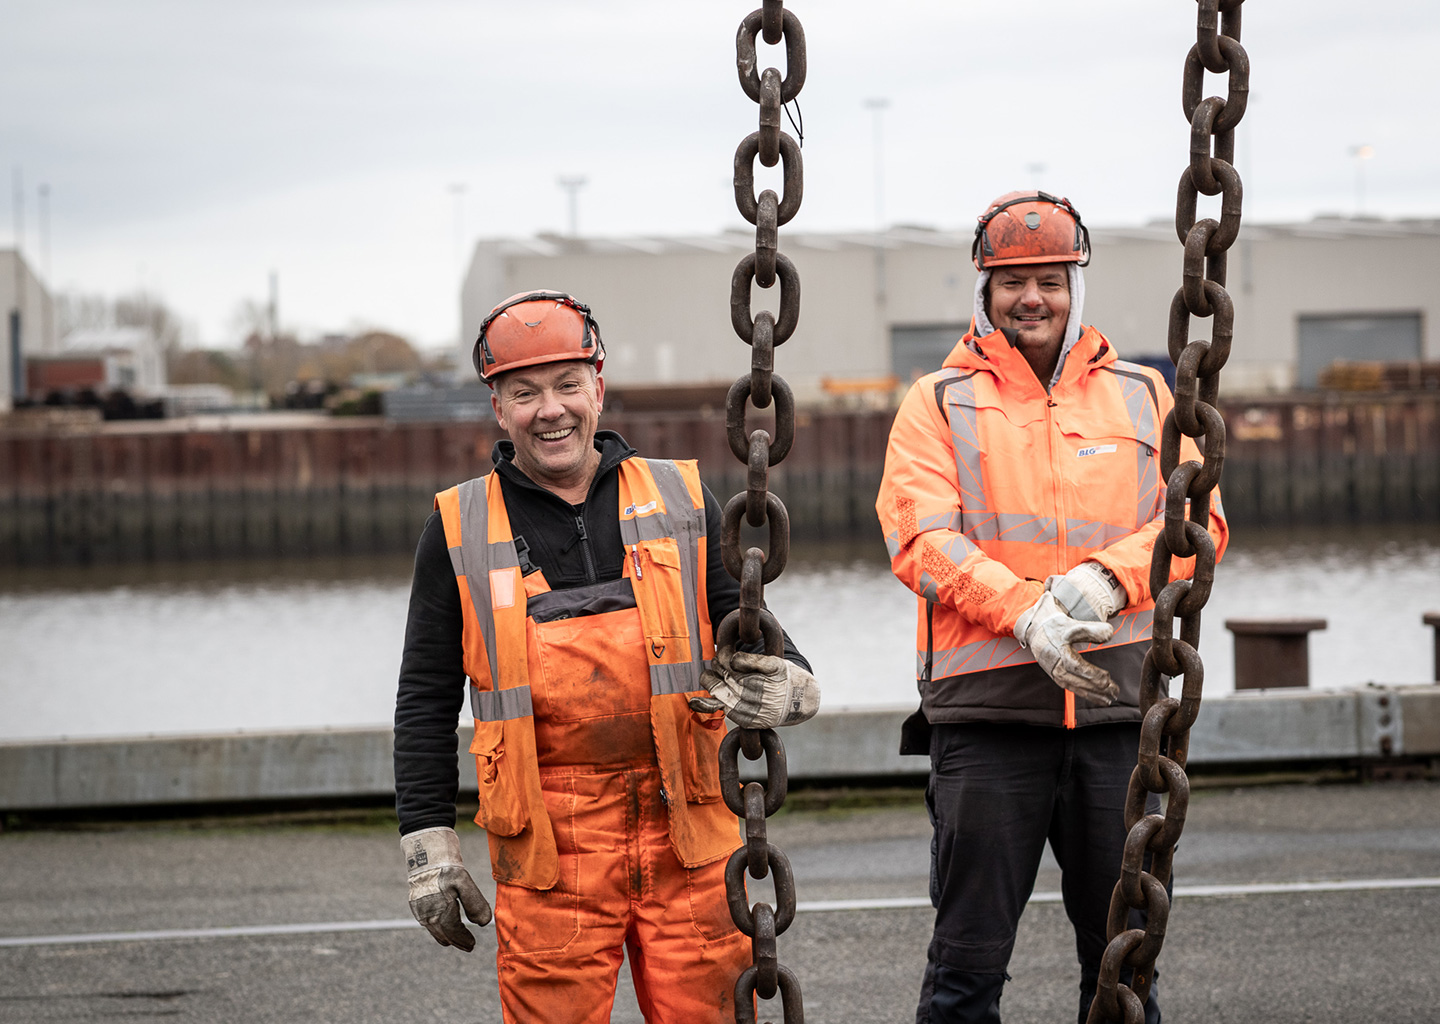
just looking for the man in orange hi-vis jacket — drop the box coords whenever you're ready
[877,193,1227,1024]
[393,291,817,1024]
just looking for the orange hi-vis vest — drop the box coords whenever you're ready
[434,457,736,890]
[877,324,1228,729]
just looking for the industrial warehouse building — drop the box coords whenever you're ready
[1,249,57,413]
[459,217,1440,403]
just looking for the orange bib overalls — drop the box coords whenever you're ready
[436,457,748,1024]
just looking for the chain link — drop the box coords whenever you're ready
[717,3,806,1020]
[1085,2,1245,1021]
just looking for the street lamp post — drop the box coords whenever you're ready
[862,97,890,230]
[862,98,890,309]
[448,182,468,276]
[1349,144,1374,215]
[557,176,588,237]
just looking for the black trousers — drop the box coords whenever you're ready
[916,722,1162,1024]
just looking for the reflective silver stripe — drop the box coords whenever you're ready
[923,635,1034,677]
[941,377,988,518]
[447,543,464,578]
[650,660,706,697]
[1110,363,1164,528]
[471,683,533,722]
[935,532,981,563]
[917,509,960,537]
[622,513,675,542]
[456,479,499,692]
[1064,518,1139,550]
[919,607,1155,678]
[472,685,535,725]
[959,512,1060,545]
[886,509,961,558]
[455,475,530,720]
[623,459,709,675]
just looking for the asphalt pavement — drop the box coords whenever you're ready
[2,779,1439,1023]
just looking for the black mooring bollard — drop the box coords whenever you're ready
[1225,618,1328,690]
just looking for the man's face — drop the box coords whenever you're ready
[490,360,605,494]
[986,264,1071,374]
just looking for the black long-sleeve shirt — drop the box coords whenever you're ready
[393,430,809,835]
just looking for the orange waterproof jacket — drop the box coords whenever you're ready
[435,457,735,890]
[877,324,1228,728]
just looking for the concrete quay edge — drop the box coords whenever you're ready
[2,685,1438,812]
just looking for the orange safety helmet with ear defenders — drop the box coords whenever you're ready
[472,290,604,385]
[971,191,1091,270]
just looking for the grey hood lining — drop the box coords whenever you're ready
[972,263,1086,389]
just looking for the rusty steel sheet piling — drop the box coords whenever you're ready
[3,396,1439,567]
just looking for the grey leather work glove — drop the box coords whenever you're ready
[690,647,820,729]
[1047,560,1128,623]
[402,826,492,952]
[1013,591,1119,705]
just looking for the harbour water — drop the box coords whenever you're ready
[2,525,1437,743]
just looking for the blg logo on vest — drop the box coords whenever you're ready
[1076,444,1118,458]
[623,500,659,517]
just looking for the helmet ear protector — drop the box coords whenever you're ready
[473,290,604,386]
[972,190,1091,270]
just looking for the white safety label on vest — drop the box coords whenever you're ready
[489,567,517,609]
[1075,444,1118,458]
[623,500,658,517]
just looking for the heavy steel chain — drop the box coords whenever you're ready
[1087,3,1245,1021]
[718,3,806,1021]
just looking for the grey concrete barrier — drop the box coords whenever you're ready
[2,685,1438,812]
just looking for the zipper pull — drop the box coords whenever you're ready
[573,514,588,540]
[630,544,644,580]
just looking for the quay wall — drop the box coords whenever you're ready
[3,686,1438,813]
[1,393,1438,566]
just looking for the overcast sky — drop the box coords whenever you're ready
[4,0,1437,350]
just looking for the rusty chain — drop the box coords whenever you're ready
[1086,2,1245,1021]
[719,2,806,1021]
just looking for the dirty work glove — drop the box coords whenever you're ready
[402,826,491,951]
[1047,561,1129,623]
[691,648,820,728]
[1013,591,1119,705]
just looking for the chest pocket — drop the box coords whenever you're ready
[1052,390,1162,533]
[628,537,694,659]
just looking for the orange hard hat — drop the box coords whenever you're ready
[472,290,604,385]
[971,191,1091,270]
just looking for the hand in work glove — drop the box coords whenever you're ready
[1046,560,1129,623]
[402,826,492,952]
[689,647,820,729]
[1013,591,1119,705]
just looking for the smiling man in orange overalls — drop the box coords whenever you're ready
[877,193,1228,1024]
[393,291,818,1023]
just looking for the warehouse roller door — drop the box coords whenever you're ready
[1297,313,1421,388]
